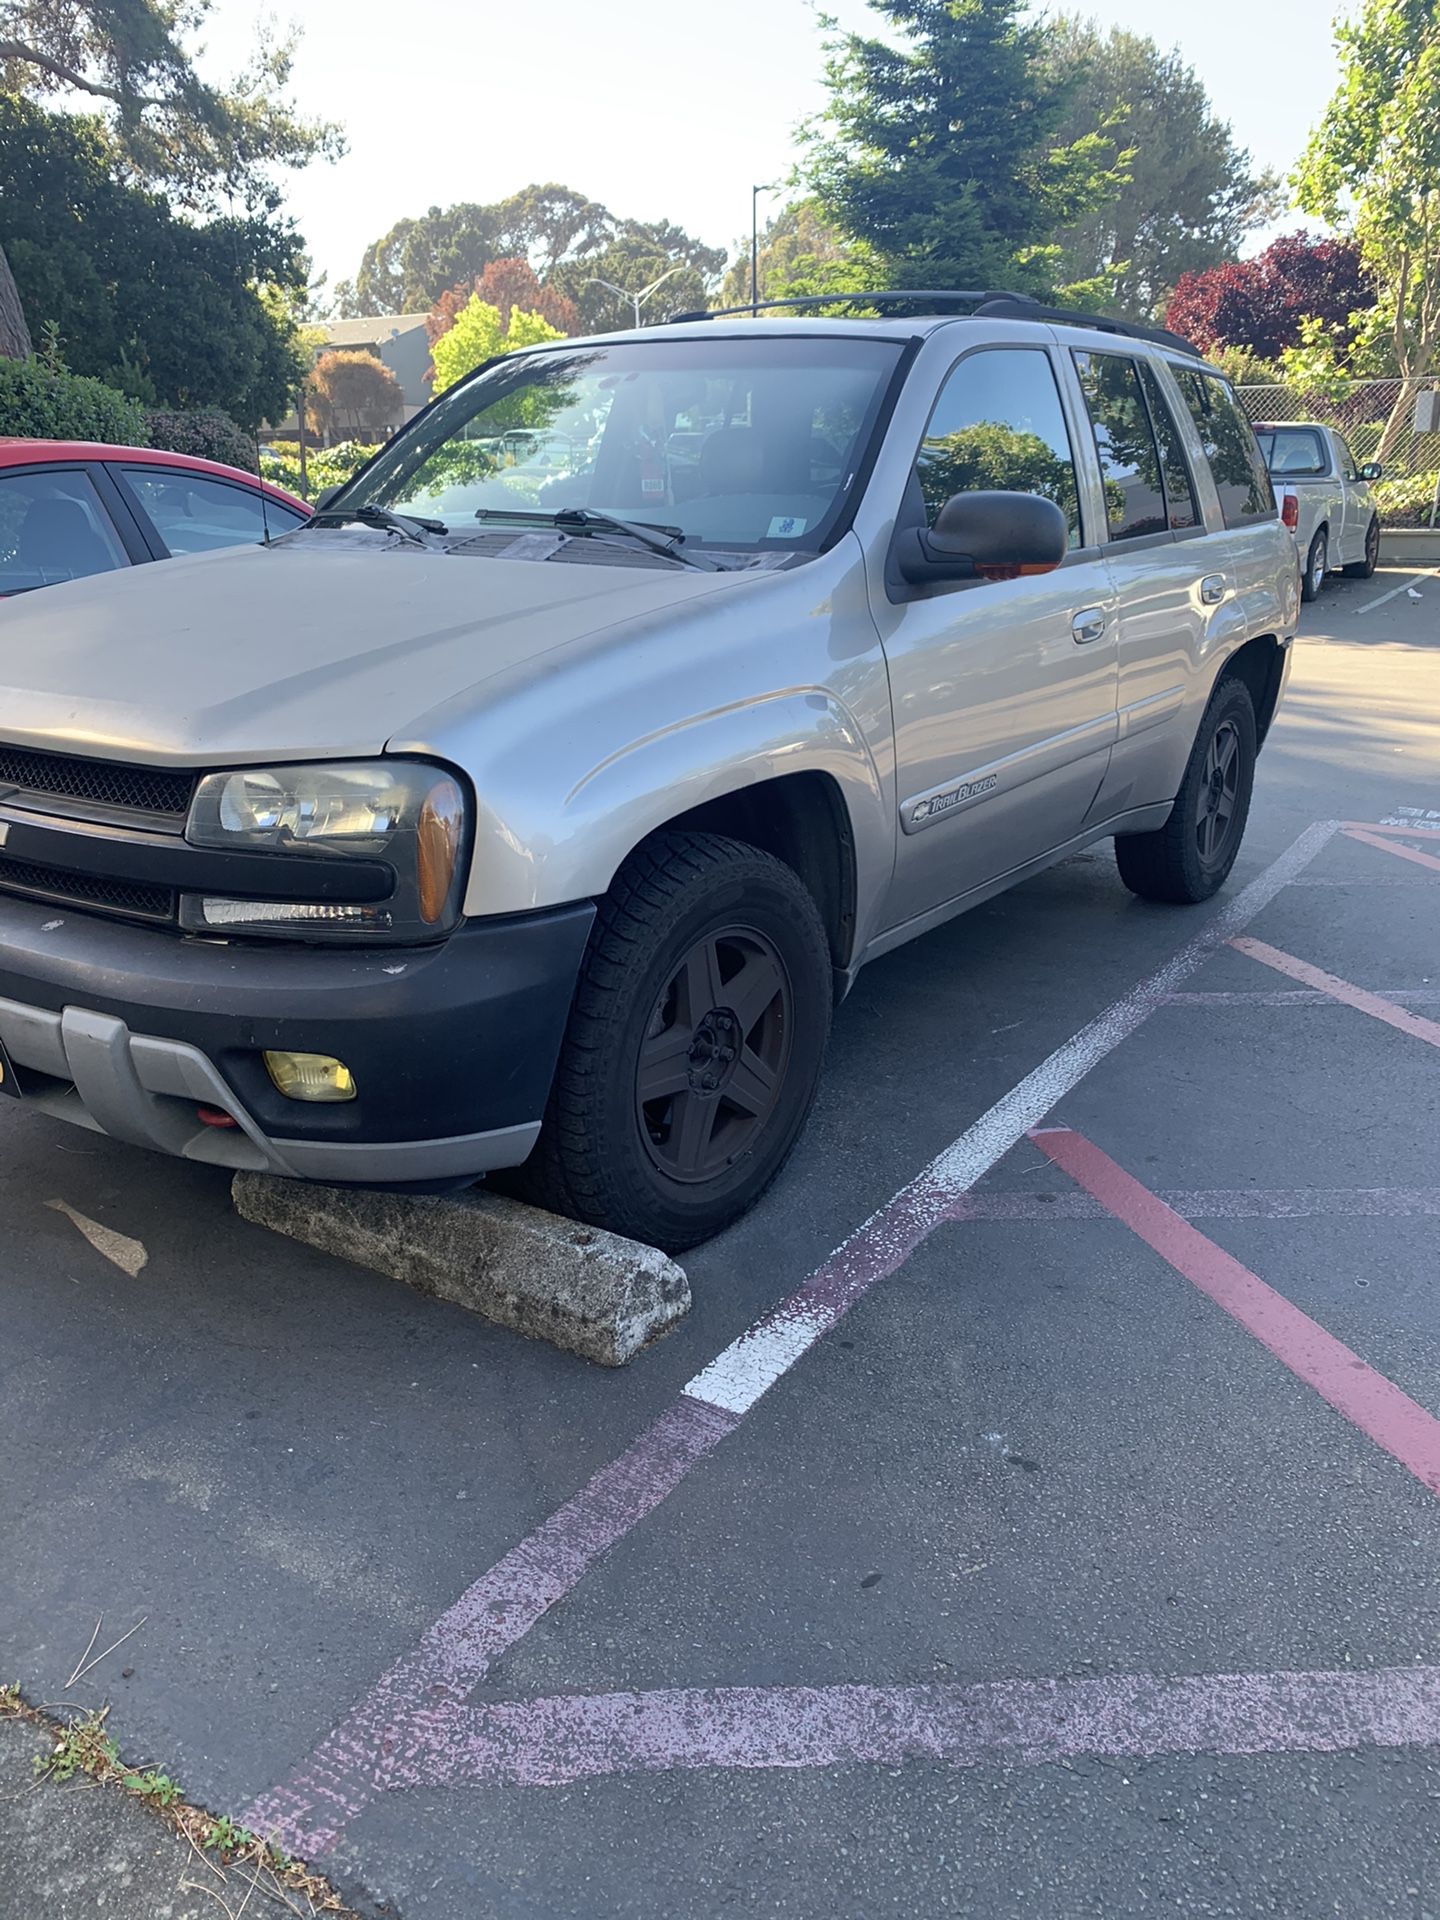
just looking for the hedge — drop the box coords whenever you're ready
[1374,471,1440,528]
[0,357,148,444]
[143,407,256,472]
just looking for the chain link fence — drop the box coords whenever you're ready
[1236,377,1440,524]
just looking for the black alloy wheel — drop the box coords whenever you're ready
[636,926,792,1185]
[1195,716,1241,865]
[517,830,833,1249]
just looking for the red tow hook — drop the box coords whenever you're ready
[196,1105,238,1129]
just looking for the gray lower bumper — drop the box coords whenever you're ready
[0,994,539,1182]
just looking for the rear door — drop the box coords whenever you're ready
[875,342,1119,932]
[1066,348,1213,820]
[0,464,140,597]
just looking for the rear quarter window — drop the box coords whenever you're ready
[1171,369,1275,528]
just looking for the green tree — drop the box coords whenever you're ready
[802,0,1127,293]
[0,0,341,210]
[343,191,725,327]
[551,220,726,332]
[347,185,612,315]
[1294,0,1440,458]
[0,96,306,425]
[1044,19,1280,317]
[719,198,888,308]
[429,297,564,393]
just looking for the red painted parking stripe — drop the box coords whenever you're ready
[1343,819,1440,836]
[1343,826,1440,875]
[390,1665,1440,1790]
[1031,1128,1440,1499]
[240,821,1342,1856]
[1229,937,1440,1050]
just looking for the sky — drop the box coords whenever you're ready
[199,0,1343,305]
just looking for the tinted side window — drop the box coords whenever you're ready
[1172,370,1275,527]
[121,468,299,554]
[1138,364,1199,531]
[1334,433,1360,478]
[0,470,128,594]
[1072,351,1167,542]
[915,348,1082,548]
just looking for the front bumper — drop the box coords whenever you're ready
[0,893,595,1182]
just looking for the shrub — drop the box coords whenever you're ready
[0,357,147,444]
[259,439,379,503]
[1373,471,1439,527]
[143,407,256,472]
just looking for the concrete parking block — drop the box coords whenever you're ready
[231,1174,689,1366]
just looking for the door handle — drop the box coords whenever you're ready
[1071,607,1107,644]
[1199,574,1227,605]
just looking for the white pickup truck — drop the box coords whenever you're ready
[1254,421,1382,601]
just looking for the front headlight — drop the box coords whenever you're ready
[181,759,468,941]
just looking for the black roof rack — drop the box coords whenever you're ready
[971,296,1199,359]
[667,287,1203,359]
[668,290,1016,323]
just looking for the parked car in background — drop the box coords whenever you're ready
[0,295,1298,1248]
[1253,422,1382,601]
[0,441,309,597]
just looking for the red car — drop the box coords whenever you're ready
[0,439,310,596]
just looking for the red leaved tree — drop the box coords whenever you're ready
[305,350,403,443]
[1165,232,1372,358]
[426,257,578,347]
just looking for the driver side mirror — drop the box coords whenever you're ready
[1360,461,1382,483]
[313,482,344,511]
[894,490,1069,589]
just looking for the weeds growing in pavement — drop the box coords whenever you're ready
[0,1683,355,1913]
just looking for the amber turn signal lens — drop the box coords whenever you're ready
[417,776,464,924]
[263,1051,357,1102]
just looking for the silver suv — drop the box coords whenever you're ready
[0,293,1298,1248]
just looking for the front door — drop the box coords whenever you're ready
[876,344,1119,934]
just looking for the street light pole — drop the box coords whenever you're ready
[585,264,689,330]
[751,183,773,317]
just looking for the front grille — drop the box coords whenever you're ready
[0,744,195,820]
[0,854,175,923]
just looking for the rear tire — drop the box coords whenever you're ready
[1114,677,1257,904]
[1301,527,1328,601]
[1343,516,1380,579]
[516,830,832,1250]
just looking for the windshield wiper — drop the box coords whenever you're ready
[311,504,449,544]
[473,507,725,571]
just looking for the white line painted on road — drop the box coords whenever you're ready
[246,821,1343,1856]
[685,821,1341,1416]
[1354,567,1440,615]
[46,1199,148,1277]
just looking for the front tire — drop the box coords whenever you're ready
[519,831,832,1250]
[1343,516,1380,579]
[1301,527,1328,601]
[1114,677,1257,904]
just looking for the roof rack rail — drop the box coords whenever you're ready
[667,287,1203,360]
[971,296,1199,359]
[668,290,1017,323]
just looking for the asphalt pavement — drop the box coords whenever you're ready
[1,566,1438,1918]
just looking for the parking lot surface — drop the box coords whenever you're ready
[2,568,1438,1918]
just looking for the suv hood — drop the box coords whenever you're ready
[0,535,746,765]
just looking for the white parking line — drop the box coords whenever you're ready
[1354,566,1440,615]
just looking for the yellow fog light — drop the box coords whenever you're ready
[263,1051,357,1103]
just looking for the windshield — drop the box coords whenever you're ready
[1254,426,1329,478]
[339,336,904,553]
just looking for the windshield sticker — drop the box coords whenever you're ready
[767,515,807,539]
